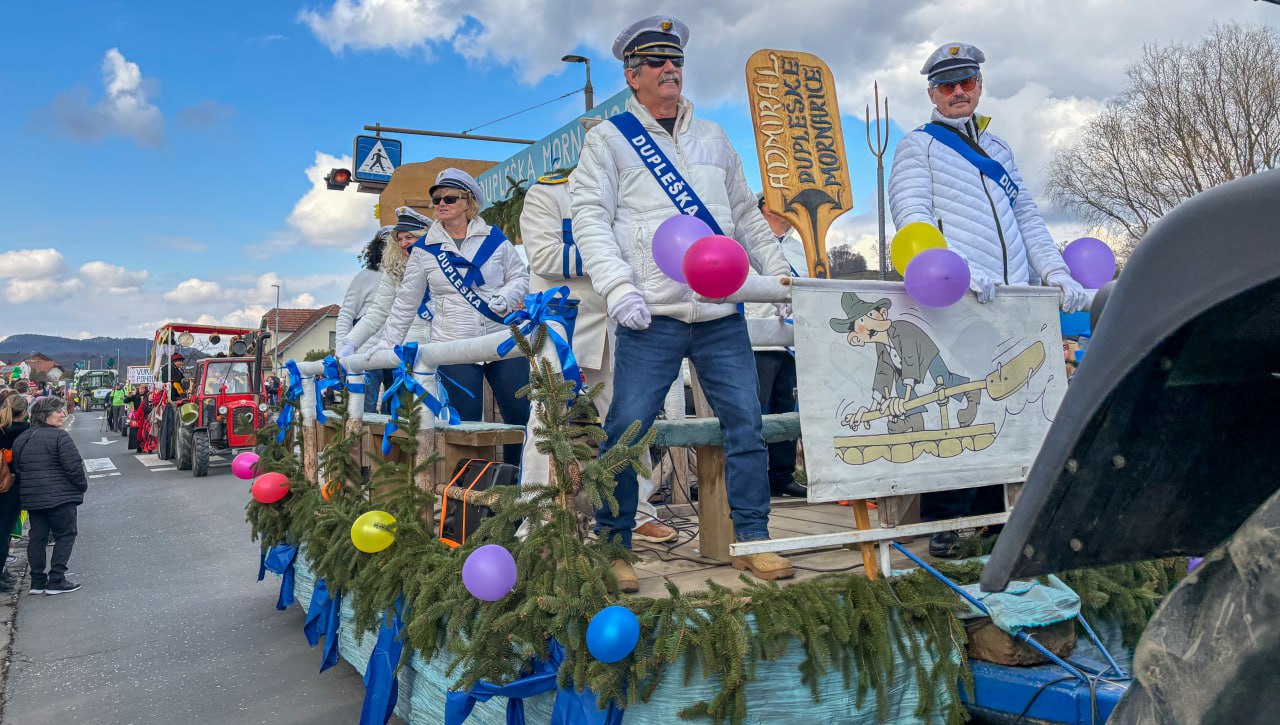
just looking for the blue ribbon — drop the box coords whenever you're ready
[359,596,407,725]
[314,356,345,424]
[607,112,724,236]
[497,287,582,395]
[446,639,624,725]
[262,543,298,611]
[380,343,459,457]
[304,577,343,673]
[275,360,303,443]
[918,123,1020,204]
[561,219,583,279]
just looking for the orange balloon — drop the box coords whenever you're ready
[321,481,339,502]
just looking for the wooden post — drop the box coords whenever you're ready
[302,421,318,485]
[689,368,732,562]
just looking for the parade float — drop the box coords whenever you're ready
[243,50,1205,725]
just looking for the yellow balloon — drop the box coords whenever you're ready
[351,510,397,553]
[891,222,947,276]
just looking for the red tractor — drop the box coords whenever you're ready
[150,323,271,477]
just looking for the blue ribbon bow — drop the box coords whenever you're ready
[313,356,346,424]
[275,360,304,443]
[262,543,299,610]
[446,639,624,725]
[359,597,408,725]
[304,577,343,672]
[497,287,582,396]
[380,343,459,457]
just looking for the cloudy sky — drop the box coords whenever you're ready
[1,0,1273,340]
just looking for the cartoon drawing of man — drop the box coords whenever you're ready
[828,292,979,432]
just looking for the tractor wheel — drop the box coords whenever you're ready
[193,430,211,478]
[176,425,193,470]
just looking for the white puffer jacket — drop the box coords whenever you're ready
[887,110,1068,287]
[381,216,529,346]
[344,272,431,350]
[572,95,789,323]
[746,229,808,352]
[336,269,382,353]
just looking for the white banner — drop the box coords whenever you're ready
[792,279,1068,502]
[127,366,154,385]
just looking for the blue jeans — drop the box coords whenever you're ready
[600,314,771,549]
[438,358,531,464]
[364,368,396,414]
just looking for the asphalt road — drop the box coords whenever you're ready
[3,410,369,724]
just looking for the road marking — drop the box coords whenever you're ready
[84,458,117,474]
[134,454,167,467]
[152,467,176,472]
[90,436,116,446]
[89,472,121,479]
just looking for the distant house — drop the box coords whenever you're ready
[261,305,340,368]
[23,353,66,382]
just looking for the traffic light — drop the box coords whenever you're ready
[325,168,352,191]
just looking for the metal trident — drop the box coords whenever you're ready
[866,82,890,280]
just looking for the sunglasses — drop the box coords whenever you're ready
[634,55,684,69]
[432,194,467,206]
[931,76,980,96]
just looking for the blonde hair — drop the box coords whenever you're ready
[0,395,28,429]
[464,196,481,221]
[381,234,411,283]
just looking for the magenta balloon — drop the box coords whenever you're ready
[462,544,518,601]
[904,249,971,307]
[232,452,259,480]
[652,215,713,283]
[1062,237,1116,289]
[682,235,750,299]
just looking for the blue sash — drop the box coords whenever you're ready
[918,123,1019,205]
[607,111,725,236]
[560,218,583,278]
[414,226,510,324]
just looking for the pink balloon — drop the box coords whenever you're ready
[1062,237,1116,289]
[904,249,971,307]
[251,472,290,504]
[652,215,713,283]
[682,235,750,299]
[232,452,260,480]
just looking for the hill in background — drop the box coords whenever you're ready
[0,334,152,368]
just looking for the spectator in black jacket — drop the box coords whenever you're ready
[0,395,29,593]
[12,396,86,595]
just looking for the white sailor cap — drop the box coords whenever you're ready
[920,42,986,83]
[429,167,485,209]
[612,15,690,61]
[392,207,432,233]
[377,224,398,238]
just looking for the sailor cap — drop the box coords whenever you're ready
[612,15,689,61]
[392,207,433,233]
[429,167,485,209]
[921,42,985,83]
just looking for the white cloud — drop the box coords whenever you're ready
[39,48,165,148]
[76,331,93,340]
[163,278,223,304]
[0,249,66,279]
[285,151,378,248]
[78,261,150,294]
[5,277,83,304]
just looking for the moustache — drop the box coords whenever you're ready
[660,73,680,84]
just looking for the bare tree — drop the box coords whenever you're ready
[1047,22,1280,255]
[828,245,868,278]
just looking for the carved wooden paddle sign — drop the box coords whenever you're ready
[746,50,853,279]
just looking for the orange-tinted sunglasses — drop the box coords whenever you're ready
[931,76,980,96]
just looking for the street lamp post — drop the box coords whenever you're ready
[271,284,281,371]
[561,54,594,112]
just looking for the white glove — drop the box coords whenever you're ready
[488,295,510,316]
[336,340,356,359]
[774,302,792,320]
[970,270,997,304]
[1045,271,1089,314]
[610,291,652,331]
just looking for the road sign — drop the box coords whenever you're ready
[354,135,402,183]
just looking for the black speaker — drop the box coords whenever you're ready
[439,458,518,548]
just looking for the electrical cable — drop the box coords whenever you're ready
[1011,675,1075,724]
[462,88,584,134]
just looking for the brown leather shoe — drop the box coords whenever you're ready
[611,559,640,593]
[633,520,677,543]
[731,551,795,580]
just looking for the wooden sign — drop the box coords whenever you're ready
[746,50,853,279]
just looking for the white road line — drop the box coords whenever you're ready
[134,454,167,467]
[151,467,177,472]
[84,458,117,474]
[89,472,121,479]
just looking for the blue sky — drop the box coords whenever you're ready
[0,0,1270,339]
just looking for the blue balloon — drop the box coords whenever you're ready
[586,605,640,663]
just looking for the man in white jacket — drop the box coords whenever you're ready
[888,42,1087,312]
[520,172,677,544]
[572,15,795,589]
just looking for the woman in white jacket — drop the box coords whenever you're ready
[336,209,432,414]
[336,226,394,413]
[380,168,530,463]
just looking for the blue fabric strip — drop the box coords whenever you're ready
[305,578,343,672]
[380,343,459,457]
[313,356,345,424]
[918,123,1019,204]
[359,597,407,725]
[275,361,303,443]
[262,544,298,611]
[414,226,510,324]
[561,219,583,279]
[497,287,582,397]
[606,112,725,236]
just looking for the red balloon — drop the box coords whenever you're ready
[251,472,290,504]
[682,235,750,299]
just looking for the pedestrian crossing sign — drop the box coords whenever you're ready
[353,135,402,184]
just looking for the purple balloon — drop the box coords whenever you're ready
[462,544,517,601]
[1062,237,1116,289]
[1188,557,1204,572]
[652,215,713,283]
[904,249,971,307]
